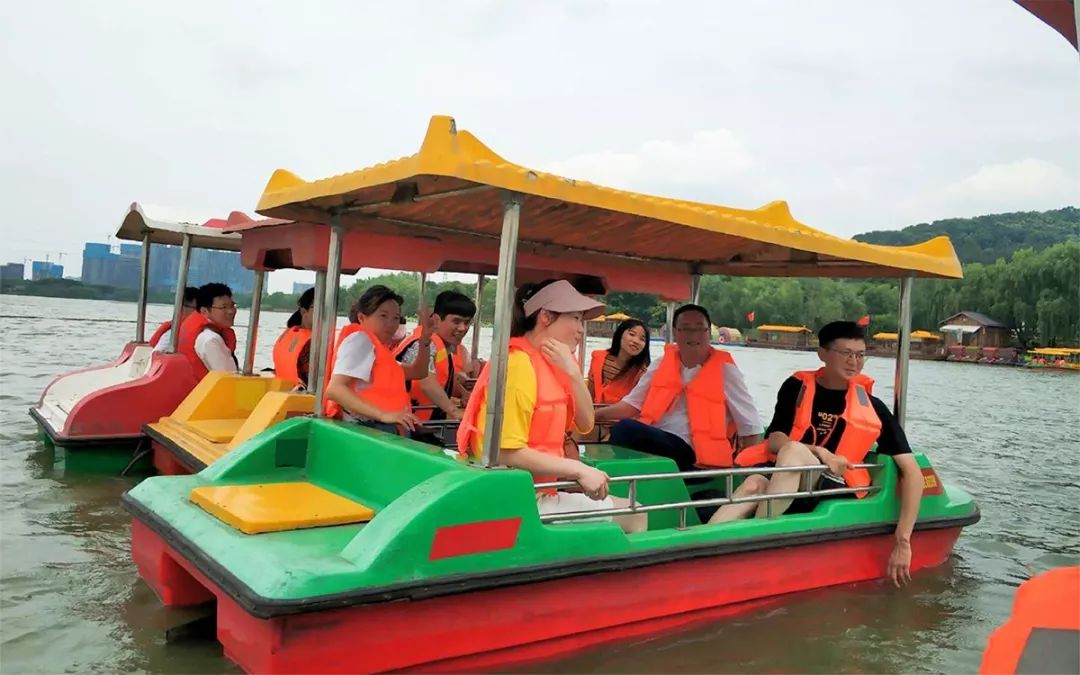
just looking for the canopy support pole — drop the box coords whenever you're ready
[665,302,675,344]
[690,274,702,305]
[242,270,265,375]
[893,275,914,427]
[418,272,427,311]
[307,272,327,394]
[168,234,192,352]
[314,217,345,418]
[135,233,151,342]
[481,192,522,468]
[471,274,486,365]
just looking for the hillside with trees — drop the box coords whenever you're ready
[854,207,1078,265]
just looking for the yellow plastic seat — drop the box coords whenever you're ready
[190,482,375,534]
[186,419,247,443]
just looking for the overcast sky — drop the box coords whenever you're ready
[1,0,1076,292]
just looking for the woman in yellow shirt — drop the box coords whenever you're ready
[458,279,645,533]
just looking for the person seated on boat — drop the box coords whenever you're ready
[325,285,432,435]
[457,279,646,533]
[272,287,314,388]
[150,286,197,352]
[394,290,476,422]
[594,304,763,473]
[176,282,239,378]
[709,321,922,586]
[589,318,650,404]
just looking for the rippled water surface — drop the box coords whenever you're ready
[1,296,1077,673]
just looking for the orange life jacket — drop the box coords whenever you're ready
[588,349,644,404]
[272,326,311,387]
[735,369,880,497]
[148,320,173,347]
[457,337,576,486]
[979,566,1080,675]
[393,328,455,421]
[323,324,411,421]
[638,345,738,468]
[176,311,238,380]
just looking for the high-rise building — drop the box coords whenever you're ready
[80,241,253,293]
[0,262,24,282]
[31,261,64,280]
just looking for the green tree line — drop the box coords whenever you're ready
[855,206,1077,265]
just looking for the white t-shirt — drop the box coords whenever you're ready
[194,330,238,372]
[152,329,173,353]
[621,352,762,445]
[332,331,378,421]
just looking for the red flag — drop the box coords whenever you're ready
[746,311,755,323]
[856,314,871,327]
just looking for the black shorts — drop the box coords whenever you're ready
[787,472,854,514]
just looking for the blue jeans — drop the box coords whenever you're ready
[610,419,696,472]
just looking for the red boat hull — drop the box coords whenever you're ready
[33,347,198,446]
[150,439,197,476]
[132,518,963,673]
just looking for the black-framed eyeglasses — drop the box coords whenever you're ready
[829,348,867,361]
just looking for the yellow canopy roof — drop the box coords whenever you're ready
[873,330,942,341]
[255,116,963,280]
[605,312,632,321]
[757,325,812,333]
[1030,348,1073,356]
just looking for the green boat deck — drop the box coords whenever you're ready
[123,417,979,610]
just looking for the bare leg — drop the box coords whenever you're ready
[611,496,648,533]
[754,442,820,518]
[708,474,769,523]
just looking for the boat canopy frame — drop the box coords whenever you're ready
[115,203,244,350]
[255,115,964,465]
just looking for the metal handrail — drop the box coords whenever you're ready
[534,463,881,525]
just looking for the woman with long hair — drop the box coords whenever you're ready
[588,318,650,404]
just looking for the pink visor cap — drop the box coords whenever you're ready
[523,279,606,320]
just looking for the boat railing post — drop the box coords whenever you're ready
[168,234,193,352]
[678,507,688,530]
[242,269,265,375]
[894,275,914,427]
[665,302,675,344]
[628,480,637,511]
[135,232,151,342]
[471,274,486,364]
[314,216,345,418]
[766,495,774,519]
[480,191,522,468]
[725,473,734,502]
[307,271,327,396]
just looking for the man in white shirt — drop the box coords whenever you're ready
[595,304,762,472]
[176,282,239,375]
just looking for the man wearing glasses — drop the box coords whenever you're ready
[710,321,921,586]
[176,282,239,378]
[595,304,762,472]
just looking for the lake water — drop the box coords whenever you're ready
[1,295,1077,673]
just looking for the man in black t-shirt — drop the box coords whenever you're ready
[709,321,924,586]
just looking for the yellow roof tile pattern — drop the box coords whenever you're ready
[256,115,963,279]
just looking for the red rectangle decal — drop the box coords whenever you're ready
[896,467,944,497]
[429,518,522,561]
